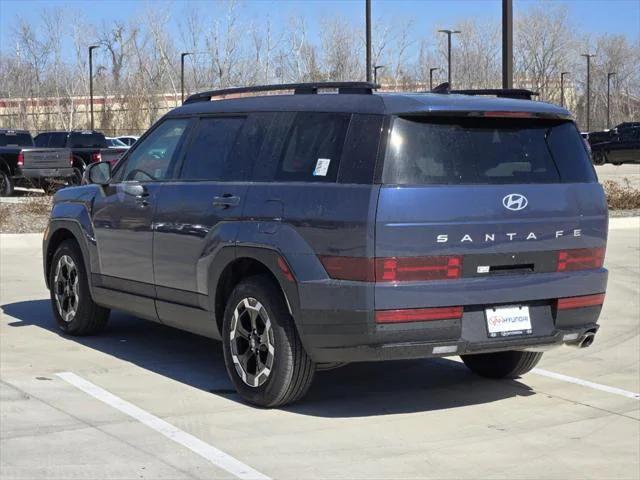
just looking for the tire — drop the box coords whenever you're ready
[49,239,110,335]
[0,170,14,197]
[592,152,606,166]
[222,275,315,407]
[70,168,83,186]
[461,350,543,379]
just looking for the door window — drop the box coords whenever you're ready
[180,117,246,181]
[116,118,189,182]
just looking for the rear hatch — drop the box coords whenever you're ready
[22,148,73,170]
[375,114,608,310]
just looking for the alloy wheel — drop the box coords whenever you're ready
[229,297,275,388]
[54,255,79,323]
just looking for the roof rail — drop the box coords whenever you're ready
[451,88,539,101]
[183,82,380,104]
[429,83,538,101]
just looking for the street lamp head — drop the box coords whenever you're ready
[89,45,99,52]
[430,67,440,73]
[561,71,570,75]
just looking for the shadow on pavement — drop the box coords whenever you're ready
[2,299,535,417]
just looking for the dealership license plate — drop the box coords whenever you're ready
[485,306,532,338]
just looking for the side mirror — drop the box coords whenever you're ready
[85,161,111,186]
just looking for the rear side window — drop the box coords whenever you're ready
[383,116,596,185]
[180,117,246,181]
[0,132,33,147]
[67,132,106,148]
[276,112,350,182]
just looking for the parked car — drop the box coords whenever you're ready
[43,82,607,407]
[0,129,75,196]
[34,130,125,172]
[590,125,640,165]
[106,137,130,149]
[116,135,139,147]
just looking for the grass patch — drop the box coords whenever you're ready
[0,196,52,233]
[602,179,640,210]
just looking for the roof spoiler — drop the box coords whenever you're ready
[431,82,539,101]
[183,82,380,104]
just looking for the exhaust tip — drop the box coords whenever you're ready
[579,331,595,348]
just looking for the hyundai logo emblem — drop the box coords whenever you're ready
[502,193,528,211]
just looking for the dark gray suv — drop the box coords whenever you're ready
[43,82,608,407]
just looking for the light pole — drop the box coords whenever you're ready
[502,0,513,89]
[438,29,461,86]
[365,0,372,82]
[181,52,193,103]
[581,53,595,132]
[88,45,99,131]
[560,71,570,108]
[373,65,384,86]
[429,67,440,90]
[607,72,616,129]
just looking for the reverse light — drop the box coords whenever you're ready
[557,248,605,272]
[376,306,463,324]
[556,293,605,310]
[17,151,24,167]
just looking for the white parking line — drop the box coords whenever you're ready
[531,368,640,400]
[56,372,271,480]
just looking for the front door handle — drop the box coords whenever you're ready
[213,194,241,209]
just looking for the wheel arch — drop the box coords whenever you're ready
[212,248,301,339]
[44,220,94,292]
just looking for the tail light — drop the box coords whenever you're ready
[91,152,102,163]
[376,306,463,324]
[375,256,462,282]
[17,151,24,167]
[482,111,536,118]
[557,248,605,272]
[69,152,74,167]
[320,255,462,282]
[557,293,605,310]
[319,256,374,282]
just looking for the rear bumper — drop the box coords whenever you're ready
[295,269,607,363]
[310,324,599,363]
[18,167,75,179]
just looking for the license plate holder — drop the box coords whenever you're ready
[485,305,532,338]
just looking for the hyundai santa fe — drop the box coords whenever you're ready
[43,82,608,407]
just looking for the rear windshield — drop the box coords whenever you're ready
[67,132,106,148]
[40,132,69,148]
[383,116,596,185]
[0,131,33,147]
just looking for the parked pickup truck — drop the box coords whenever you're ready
[34,130,126,172]
[590,125,640,165]
[0,129,75,196]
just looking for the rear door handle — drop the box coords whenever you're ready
[212,194,241,209]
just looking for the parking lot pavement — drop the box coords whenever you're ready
[1,224,639,480]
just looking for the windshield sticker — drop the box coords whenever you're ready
[313,158,331,177]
